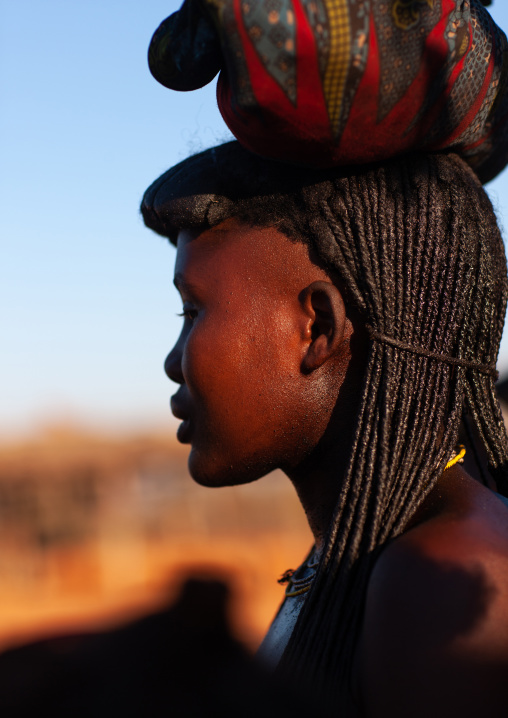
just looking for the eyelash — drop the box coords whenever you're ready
[177,309,197,321]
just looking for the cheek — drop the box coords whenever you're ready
[180,309,335,486]
[181,318,238,406]
[182,310,301,437]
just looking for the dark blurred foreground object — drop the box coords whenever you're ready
[149,0,508,183]
[0,578,326,718]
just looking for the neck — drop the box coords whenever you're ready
[284,378,362,553]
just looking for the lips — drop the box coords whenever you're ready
[170,395,188,421]
[170,392,193,443]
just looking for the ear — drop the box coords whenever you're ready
[299,280,349,373]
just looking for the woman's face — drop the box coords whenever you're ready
[166,219,344,487]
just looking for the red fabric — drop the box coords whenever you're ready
[149,0,508,182]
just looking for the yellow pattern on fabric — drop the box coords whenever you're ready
[323,0,351,138]
[392,0,434,31]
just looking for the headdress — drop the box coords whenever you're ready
[148,0,507,183]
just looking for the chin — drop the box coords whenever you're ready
[187,447,270,488]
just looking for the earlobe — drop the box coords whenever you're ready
[300,280,348,373]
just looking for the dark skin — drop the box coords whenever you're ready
[166,218,508,717]
[358,467,508,717]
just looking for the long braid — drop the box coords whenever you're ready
[278,153,508,710]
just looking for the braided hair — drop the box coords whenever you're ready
[141,142,508,711]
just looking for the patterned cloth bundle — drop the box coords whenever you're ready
[148,0,508,183]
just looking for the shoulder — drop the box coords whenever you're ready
[359,487,508,717]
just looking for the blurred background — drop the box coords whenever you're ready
[1,0,508,651]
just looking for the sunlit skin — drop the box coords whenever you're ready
[166,219,508,717]
[166,218,364,550]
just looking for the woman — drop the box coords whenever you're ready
[143,1,508,714]
[142,138,508,717]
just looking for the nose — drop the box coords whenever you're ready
[165,336,184,384]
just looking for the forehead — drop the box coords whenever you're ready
[174,219,329,294]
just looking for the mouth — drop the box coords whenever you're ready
[170,394,193,444]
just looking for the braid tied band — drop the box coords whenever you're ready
[366,327,499,379]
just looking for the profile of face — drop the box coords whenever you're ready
[165,218,355,488]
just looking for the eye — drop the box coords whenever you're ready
[177,305,198,322]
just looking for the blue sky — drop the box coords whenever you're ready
[2,1,508,436]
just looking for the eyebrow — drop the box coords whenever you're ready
[173,272,200,294]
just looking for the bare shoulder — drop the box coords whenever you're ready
[359,474,508,718]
